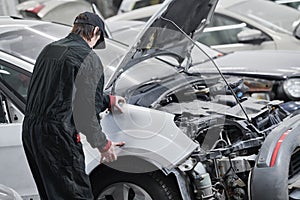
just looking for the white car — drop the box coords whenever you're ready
[16,0,98,25]
[107,0,300,53]
[2,0,300,199]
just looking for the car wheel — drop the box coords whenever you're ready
[92,167,181,200]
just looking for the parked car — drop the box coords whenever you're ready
[16,0,153,39]
[108,20,300,102]
[107,0,300,53]
[1,0,300,200]
[191,50,300,101]
[16,0,97,25]
[269,0,300,10]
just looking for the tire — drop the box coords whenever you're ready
[91,166,182,200]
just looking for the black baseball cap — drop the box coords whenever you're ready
[74,11,106,49]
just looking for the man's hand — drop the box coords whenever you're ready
[109,95,126,113]
[99,141,125,163]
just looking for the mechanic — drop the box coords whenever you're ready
[22,12,125,199]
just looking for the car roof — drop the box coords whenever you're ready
[16,0,94,25]
[0,16,127,77]
[17,0,92,17]
[216,0,246,9]
[0,16,47,29]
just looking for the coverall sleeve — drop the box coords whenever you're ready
[73,51,110,149]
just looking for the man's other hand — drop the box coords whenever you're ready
[99,141,125,163]
[109,95,126,113]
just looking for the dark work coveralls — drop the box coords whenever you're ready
[22,33,110,199]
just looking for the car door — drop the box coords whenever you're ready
[197,13,276,53]
[0,60,39,199]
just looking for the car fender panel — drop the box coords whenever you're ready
[251,114,300,200]
[83,104,198,174]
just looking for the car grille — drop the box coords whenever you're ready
[289,148,300,179]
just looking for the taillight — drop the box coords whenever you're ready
[26,4,44,14]
[270,129,292,167]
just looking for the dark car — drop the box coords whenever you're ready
[189,50,300,101]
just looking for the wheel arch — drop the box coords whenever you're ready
[89,155,188,200]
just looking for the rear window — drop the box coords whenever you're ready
[0,24,69,63]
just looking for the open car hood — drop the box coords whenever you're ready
[105,0,218,89]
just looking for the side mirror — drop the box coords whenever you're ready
[237,29,266,45]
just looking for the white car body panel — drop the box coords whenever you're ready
[84,104,199,173]
[0,97,198,198]
[0,123,38,197]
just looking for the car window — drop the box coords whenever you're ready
[196,14,252,46]
[286,2,300,10]
[0,24,68,64]
[0,63,30,102]
[0,30,51,64]
[276,0,300,9]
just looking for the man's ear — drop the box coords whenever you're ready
[93,26,100,37]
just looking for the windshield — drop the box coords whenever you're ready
[0,24,70,63]
[227,0,300,34]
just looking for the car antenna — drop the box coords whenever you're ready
[160,16,251,123]
[88,0,98,15]
[87,0,94,13]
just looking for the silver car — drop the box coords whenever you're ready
[269,0,300,10]
[16,0,98,25]
[1,0,300,199]
[107,0,300,53]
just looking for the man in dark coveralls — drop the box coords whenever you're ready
[22,12,125,199]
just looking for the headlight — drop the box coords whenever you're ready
[283,79,300,99]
